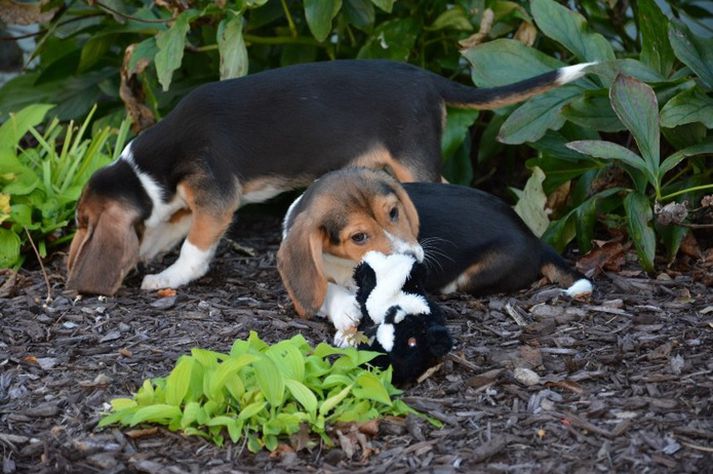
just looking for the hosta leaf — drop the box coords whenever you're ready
[609,75,660,175]
[624,192,656,273]
[208,354,257,399]
[668,21,713,89]
[566,140,653,184]
[563,92,624,132]
[129,404,182,426]
[462,38,563,88]
[165,356,194,406]
[0,104,54,147]
[284,379,318,415]
[253,355,285,407]
[498,86,581,144]
[0,228,21,268]
[319,384,353,415]
[660,87,713,129]
[591,59,666,86]
[353,372,391,406]
[531,0,615,62]
[218,13,248,80]
[238,400,267,421]
[266,341,305,381]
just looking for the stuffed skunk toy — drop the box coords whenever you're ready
[350,251,453,385]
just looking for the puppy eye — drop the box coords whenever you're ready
[389,207,399,222]
[407,337,417,348]
[351,232,368,245]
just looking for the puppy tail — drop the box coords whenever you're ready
[539,245,593,298]
[436,62,597,110]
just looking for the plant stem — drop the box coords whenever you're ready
[243,34,322,46]
[24,227,52,304]
[280,0,298,38]
[661,183,713,201]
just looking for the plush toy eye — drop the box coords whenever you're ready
[407,337,417,347]
[351,232,368,245]
[389,207,399,222]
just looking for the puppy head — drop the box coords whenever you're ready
[277,168,422,317]
[66,163,147,295]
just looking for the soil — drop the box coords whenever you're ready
[1,214,712,473]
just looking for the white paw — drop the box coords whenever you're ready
[141,273,174,290]
[330,302,362,332]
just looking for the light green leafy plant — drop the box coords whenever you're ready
[99,332,438,452]
[0,104,130,268]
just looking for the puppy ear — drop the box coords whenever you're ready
[66,203,140,295]
[277,216,327,318]
[393,185,420,237]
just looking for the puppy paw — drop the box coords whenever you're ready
[564,278,593,299]
[330,302,362,332]
[333,327,361,348]
[141,273,174,290]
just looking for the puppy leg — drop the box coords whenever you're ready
[319,283,362,347]
[139,210,193,262]
[440,251,539,296]
[142,181,237,290]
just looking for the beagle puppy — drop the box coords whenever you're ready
[67,59,596,295]
[278,168,591,335]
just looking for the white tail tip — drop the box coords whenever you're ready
[556,62,598,85]
[565,278,593,298]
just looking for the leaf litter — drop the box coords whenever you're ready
[1,215,712,472]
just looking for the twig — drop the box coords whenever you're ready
[0,14,103,41]
[93,0,173,24]
[24,227,51,304]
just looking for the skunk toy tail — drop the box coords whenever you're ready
[539,246,593,298]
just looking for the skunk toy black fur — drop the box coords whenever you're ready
[352,251,453,385]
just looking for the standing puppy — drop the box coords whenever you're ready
[278,168,591,328]
[67,59,595,295]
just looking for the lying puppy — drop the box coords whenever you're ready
[278,168,592,327]
[66,59,595,295]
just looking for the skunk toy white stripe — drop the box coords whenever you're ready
[351,251,453,385]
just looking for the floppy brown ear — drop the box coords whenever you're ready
[66,203,140,295]
[276,216,328,318]
[393,185,420,237]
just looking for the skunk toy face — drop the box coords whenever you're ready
[353,251,453,385]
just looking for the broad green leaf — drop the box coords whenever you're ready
[322,373,354,387]
[513,167,549,237]
[135,379,156,406]
[0,104,54,147]
[659,138,713,178]
[266,342,305,381]
[78,34,114,73]
[0,228,21,269]
[462,39,563,88]
[344,0,374,30]
[609,75,660,175]
[165,356,194,406]
[575,198,597,253]
[542,211,577,252]
[668,21,713,89]
[370,0,394,13]
[498,85,581,144]
[218,13,248,81]
[129,404,182,426]
[128,38,158,76]
[429,6,473,31]
[284,379,318,414]
[110,398,137,411]
[566,140,653,184]
[319,384,353,415]
[207,416,241,443]
[624,192,656,273]
[531,0,615,62]
[441,108,478,160]
[353,373,391,406]
[238,400,267,421]
[208,354,257,399]
[155,11,194,91]
[591,59,666,86]
[660,87,713,128]
[563,92,624,132]
[191,348,221,368]
[181,401,205,428]
[357,18,418,61]
[304,0,340,42]
[253,355,285,407]
[659,224,688,263]
[637,0,675,77]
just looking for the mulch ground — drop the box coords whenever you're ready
[1,214,712,473]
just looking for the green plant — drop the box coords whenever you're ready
[0,104,130,269]
[462,0,713,269]
[99,332,438,451]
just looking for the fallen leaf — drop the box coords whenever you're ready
[537,428,546,439]
[577,240,628,275]
[680,232,702,259]
[125,427,159,439]
[23,355,38,365]
[514,367,540,386]
[118,348,133,358]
